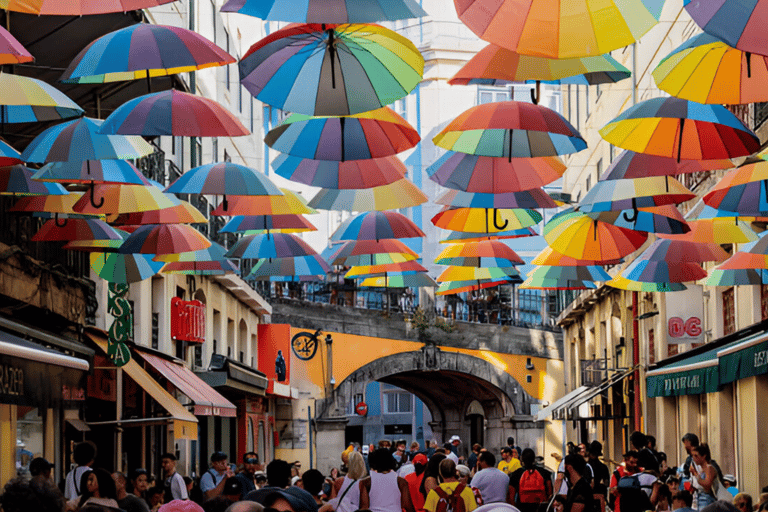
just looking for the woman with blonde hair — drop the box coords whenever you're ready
[321,451,367,512]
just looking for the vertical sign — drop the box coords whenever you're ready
[107,283,132,367]
[666,285,704,344]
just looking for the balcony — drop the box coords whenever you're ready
[580,358,608,387]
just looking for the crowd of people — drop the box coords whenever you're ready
[1,432,762,512]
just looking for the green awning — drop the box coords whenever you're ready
[646,347,720,398]
[718,332,768,385]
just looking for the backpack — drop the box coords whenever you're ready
[435,483,467,512]
[519,469,547,504]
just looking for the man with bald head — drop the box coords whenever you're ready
[226,501,264,512]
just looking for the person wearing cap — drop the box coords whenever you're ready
[263,486,319,512]
[162,453,189,502]
[471,451,509,504]
[586,441,609,507]
[497,447,521,475]
[237,453,261,499]
[223,478,244,503]
[29,457,53,482]
[723,475,740,497]
[201,452,236,501]
[449,436,461,457]
[404,454,428,511]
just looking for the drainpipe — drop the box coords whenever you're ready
[632,292,641,432]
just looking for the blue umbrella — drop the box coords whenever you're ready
[31,160,150,186]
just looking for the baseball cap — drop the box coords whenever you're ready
[223,477,243,497]
[263,487,319,512]
[456,465,470,477]
[449,435,461,443]
[413,454,428,466]
[29,457,53,476]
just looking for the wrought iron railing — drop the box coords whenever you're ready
[580,358,608,387]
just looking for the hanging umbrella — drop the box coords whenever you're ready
[653,33,768,105]
[600,97,760,161]
[239,23,424,116]
[454,0,663,59]
[703,159,768,215]
[435,240,524,267]
[437,265,522,283]
[705,268,768,286]
[246,254,331,280]
[577,176,695,213]
[345,261,428,278]
[265,107,419,161]
[211,189,316,216]
[0,140,21,167]
[0,25,32,64]
[607,275,687,292]
[119,224,211,255]
[161,260,240,275]
[32,218,123,242]
[225,232,319,259]
[436,188,558,209]
[1,0,177,15]
[110,200,207,225]
[273,154,406,189]
[72,182,178,215]
[331,211,424,242]
[154,242,234,263]
[621,258,708,284]
[61,24,234,85]
[683,0,767,55]
[440,228,537,243]
[360,273,438,288]
[0,165,68,196]
[706,236,768,271]
[519,275,597,290]
[31,159,150,186]
[543,209,647,261]
[221,0,428,22]
[601,150,732,180]
[308,179,427,211]
[433,102,586,158]
[427,152,565,194]
[328,239,418,266]
[432,207,542,233]
[527,265,611,282]
[532,247,623,266]
[0,73,83,124]
[437,278,517,295]
[9,192,88,217]
[100,90,249,137]
[220,214,316,234]
[587,205,690,235]
[90,252,164,284]
[633,238,729,264]
[64,228,130,253]
[658,218,758,244]
[695,204,768,224]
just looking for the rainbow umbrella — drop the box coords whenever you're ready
[532,247,623,266]
[607,275,687,292]
[454,0,663,59]
[432,207,542,233]
[587,205,690,235]
[705,268,768,286]
[658,219,758,244]
[265,108,419,161]
[239,23,424,116]
[153,242,234,263]
[32,218,123,242]
[0,0,177,15]
[0,25,32,64]
[577,176,695,213]
[0,140,21,166]
[543,209,647,261]
[519,274,597,290]
[64,228,130,253]
[345,261,428,278]
[9,192,87,216]
[427,152,565,193]
[221,0,427,22]
[633,238,729,264]
[703,159,768,215]
[110,201,207,225]
[90,252,163,284]
[683,0,767,55]
[225,232,319,260]
[0,73,83,124]
[435,241,524,267]
[211,189,316,216]
[328,239,418,266]
[220,214,316,234]
[441,228,537,243]
[360,273,438,288]
[437,278,518,295]
[61,25,234,84]
[436,188,557,209]
[331,211,424,242]
[100,90,249,137]
[0,165,68,196]
[708,236,768,271]
[119,224,211,255]
[31,159,150,186]
[273,154,405,189]
[437,265,522,283]
[529,265,611,282]
[621,259,708,284]
[601,150,732,180]
[73,182,178,215]
[653,33,768,105]
[600,97,760,161]
[161,260,240,275]
[433,102,586,158]
[245,254,331,280]
[694,204,768,226]
[308,179,427,211]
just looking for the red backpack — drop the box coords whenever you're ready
[435,483,467,512]
[519,468,547,504]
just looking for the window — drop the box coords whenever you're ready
[194,345,203,368]
[477,86,511,105]
[239,85,243,113]
[610,144,615,163]
[384,392,412,413]
[596,158,602,181]
[395,98,407,121]
[723,288,736,336]
[586,174,591,191]
[151,312,159,349]
[225,30,231,90]
[585,85,590,118]
[648,329,655,365]
[212,138,218,162]
[762,284,768,321]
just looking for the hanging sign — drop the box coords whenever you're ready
[666,285,704,344]
[107,283,132,367]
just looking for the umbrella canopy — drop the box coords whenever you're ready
[705,268,768,286]
[64,231,129,253]
[21,117,154,163]
[331,211,424,242]
[153,242,234,263]
[328,239,418,266]
[528,265,612,282]
[219,214,316,234]
[543,209,648,261]
[454,0,663,59]
[607,275,687,292]
[703,159,768,215]
[32,159,150,186]
[0,140,22,167]
[360,273,438,288]
[221,0,428,22]
[716,236,768,270]
[653,33,768,105]
[9,192,87,215]
[658,218,758,244]
[211,189,316,216]
[432,207,542,233]
[532,247,623,266]
[308,179,427,211]
[161,260,240,275]
[441,228,538,243]
[265,108,419,161]
[635,238,729,264]
[0,73,83,124]
[246,254,331,280]
[449,44,631,86]
[165,162,283,205]
[427,152,565,193]
[437,265,522,283]
[61,24,234,84]
[119,224,211,255]
[240,23,424,116]
[0,165,68,196]
[577,176,695,212]
[73,182,178,215]
[345,261,428,278]
[0,25,32,64]
[90,252,163,284]
[436,188,558,209]
[601,150,732,180]
[110,200,207,225]
[273,154,406,189]
[225,232,319,259]
[437,278,517,295]
[600,97,760,161]
[622,258,708,283]
[31,218,123,242]
[0,0,177,15]
[434,102,586,158]
[519,274,597,290]
[100,90,249,137]
[435,241,524,267]
[588,205,690,235]
[683,0,766,55]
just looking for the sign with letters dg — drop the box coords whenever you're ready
[666,285,704,344]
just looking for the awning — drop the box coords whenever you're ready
[535,385,590,421]
[646,346,720,398]
[138,350,237,417]
[567,366,636,412]
[86,330,197,440]
[718,331,768,385]
[196,354,268,396]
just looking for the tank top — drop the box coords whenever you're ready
[331,476,361,512]
[369,470,402,512]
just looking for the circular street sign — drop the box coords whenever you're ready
[355,402,368,416]
[291,331,319,360]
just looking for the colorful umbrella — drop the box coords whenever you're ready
[245,254,331,280]
[153,242,234,263]
[225,232,319,260]
[703,159,768,215]
[519,275,597,290]
[435,241,524,267]
[683,0,766,55]
[211,189,316,216]
[437,278,518,295]
[0,73,83,124]
[64,228,130,253]
[32,218,123,242]
[100,90,249,137]
[427,152,565,194]
[90,252,164,284]
[0,0,177,15]
[161,260,240,275]
[61,24,234,84]
[436,188,557,209]
[0,165,68,196]
[239,23,424,116]
[308,179,427,211]
[607,275,687,292]
[454,0,663,59]
[345,261,428,278]
[330,211,424,242]
[9,192,86,216]
[658,218,758,244]
[543,209,647,261]
[588,205,690,235]
[73,182,178,215]
[577,176,695,213]
[31,159,150,186]
[622,259,708,284]
[360,273,438,288]
[0,25,32,64]
[273,154,405,189]
[119,224,211,255]
[599,97,760,161]
[527,265,611,282]
[431,207,542,233]
[634,238,729,264]
[532,247,623,266]
[0,140,21,167]
[221,0,428,22]
[219,214,316,234]
[434,102,586,158]
[653,33,768,105]
[440,228,537,243]
[705,268,768,286]
[716,236,768,270]
[601,150,732,180]
[437,265,522,283]
[328,239,418,266]
[265,107,419,161]
[110,201,207,225]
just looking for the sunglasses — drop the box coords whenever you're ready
[245,458,259,464]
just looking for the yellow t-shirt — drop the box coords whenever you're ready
[424,482,478,512]
[498,458,522,474]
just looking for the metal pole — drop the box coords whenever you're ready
[308,406,313,469]
[632,291,641,432]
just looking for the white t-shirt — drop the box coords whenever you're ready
[166,471,189,500]
[471,467,510,504]
[447,452,459,464]
[64,466,92,500]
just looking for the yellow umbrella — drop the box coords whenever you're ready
[543,209,647,261]
[658,219,758,244]
[72,183,178,215]
[212,188,316,216]
[308,179,427,211]
[437,265,522,283]
[431,207,542,233]
[607,275,687,292]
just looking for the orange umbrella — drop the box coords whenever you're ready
[110,200,206,225]
[532,247,623,266]
[658,219,758,244]
[211,189,316,216]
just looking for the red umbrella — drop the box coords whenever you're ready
[0,26,32,64]
[32,218,123,242]
[328,239,419,266]
[119,224,211,255]
[1,0,177,15]
[0,140,22,167]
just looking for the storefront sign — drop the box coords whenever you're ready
[107,283,132,367]
[355,402,368,416]
[719,333,768,384]
[0,354,85,406]
[0,363,23,397]
[666,286,704,344]
[171,297,205,343]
